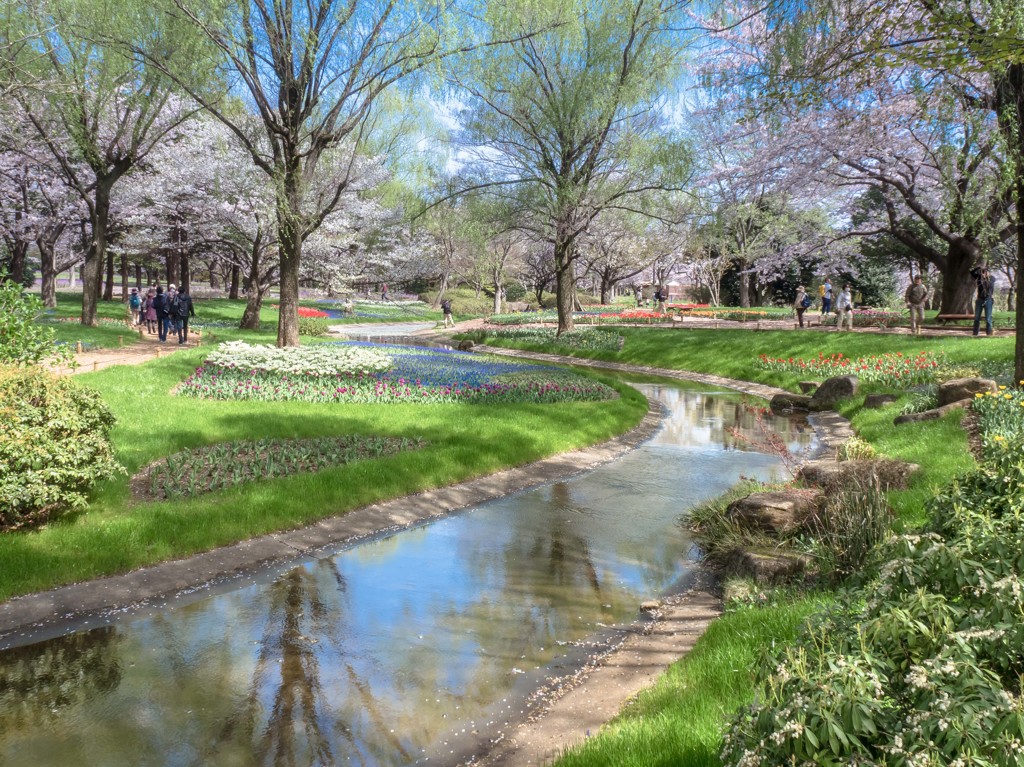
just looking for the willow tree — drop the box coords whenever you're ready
[456,0,693,334]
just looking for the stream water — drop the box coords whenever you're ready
[0,383,816,767]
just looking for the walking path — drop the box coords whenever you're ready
[52,325,204,376]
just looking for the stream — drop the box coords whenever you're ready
[0,383,816,767]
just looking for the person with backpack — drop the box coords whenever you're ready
[128,288,142,326]
[175,286,196,343]
[794,285,810,328]
[441,298,453,327]
[153,286,168,341]
[144,289,157,334]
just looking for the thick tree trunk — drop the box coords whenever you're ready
[739,269,751,308]
[180,248,190,293]
[135,262,142,289]
[165,247,180,287]
[229,264,241,299]
[276,171,302,347]
[81,183,112,327]
[4,241,28,285]
[1002,62,1024,387]
[937,240,979,315]
[554,235,576,335]
[37,232,61,308]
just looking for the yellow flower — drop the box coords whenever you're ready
[995,435,1005,441]
[1005,394,1013,399]
[999,385,1007,390]
[975,393,984,398]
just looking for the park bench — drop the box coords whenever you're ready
[935,314,975,325]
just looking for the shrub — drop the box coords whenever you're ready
[298,317,331,336]
[0,277,73,367]
[0,367,123,530]
[807,473,893,581]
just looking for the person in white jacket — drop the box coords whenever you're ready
[836,284,854,331]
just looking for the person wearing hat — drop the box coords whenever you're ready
[793,285,810,328]
[128,288,142,326]
[970,264,996,336]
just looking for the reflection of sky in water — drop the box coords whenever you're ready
[0,385,816,767]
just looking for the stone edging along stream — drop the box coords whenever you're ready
[0,353,853,643]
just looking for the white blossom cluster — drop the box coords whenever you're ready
[204,341,392,376]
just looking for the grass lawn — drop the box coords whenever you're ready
[0,344,647,601]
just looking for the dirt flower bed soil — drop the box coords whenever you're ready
[132,435,425,500]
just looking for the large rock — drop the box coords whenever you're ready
[456,340,475,351]
[809,375,858,411]
[864,393,898,409]
[727,490,820,535]
[894,398,973,425]
[724,548,812,584]
[770,392,812,414]
[797,458,920,491]
[798,380,819,394]
[937,377,997,407]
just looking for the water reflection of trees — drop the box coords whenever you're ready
[0,628,123,730]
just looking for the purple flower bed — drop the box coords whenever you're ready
[177,343,616,405]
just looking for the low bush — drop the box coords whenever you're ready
[806,473,894,581]
[0,366,123,530]
[298,317,331,336]
[483,327,624,353]
[0,278,74,367]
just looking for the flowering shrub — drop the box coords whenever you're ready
[298,317,331,336]
[971,384,1024,449]
[756,351,945,387]
[179,342,615,405]
[0,366,124,530]
[488,327,624,352]
[202,340,392,375]
[721,385,1024,766]
[136,435,423,499]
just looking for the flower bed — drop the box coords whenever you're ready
[178,342,616,404]
[819,308,905,327]
[135,435,423,499]
[487,327,624,352]
[270,305,330,318]
[756,351,945,387]
[203,340,391,375]
[972,383,1024,447]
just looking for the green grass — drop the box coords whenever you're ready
[0,349,646,600]
[482,326,1015,392]
[553,596,828,767]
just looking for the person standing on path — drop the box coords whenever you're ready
[441,298,453,328]
[381,282,388,302]
[970,265,996,336]
[904,275,929,335]
[153,286,168,342]
[836,283,854,331]
[822,277,833,316]
[165,284,180,343]
[144,289,157,334]
[794,285,809,328]
[128,288,142,326]
[175,286,196,343]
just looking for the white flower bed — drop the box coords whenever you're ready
[204,341,392,375]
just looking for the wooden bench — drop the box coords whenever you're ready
[935,314,974,325]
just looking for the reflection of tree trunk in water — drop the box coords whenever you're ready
[344,664,412,761]
[543,483,603,595]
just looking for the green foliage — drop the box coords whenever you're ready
[297,317,331,336]
[807,473,893,581]
[0,367,123,530]
[482,327,625,353]
[504,282,526,302]
[140,435,425,499]
[0,279,73,366]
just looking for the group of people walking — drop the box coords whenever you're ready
[129,284,195,344]
[793,278,855,330]
[792,265,996,335]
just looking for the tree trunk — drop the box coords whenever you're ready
[554,235,576,335]
[81,183,112,326]
[1001,62,1024,386]
[4,241,28,285]
[739,269,751,308]
[229,264,241,299]
[165,247,180,287]
[135,262,142,289]
[103,248,115,300]
[37,231,62,308]
[119,253,129,302]
[239,241,265,329]
[276,171,302,347]
[937,240,979,315]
